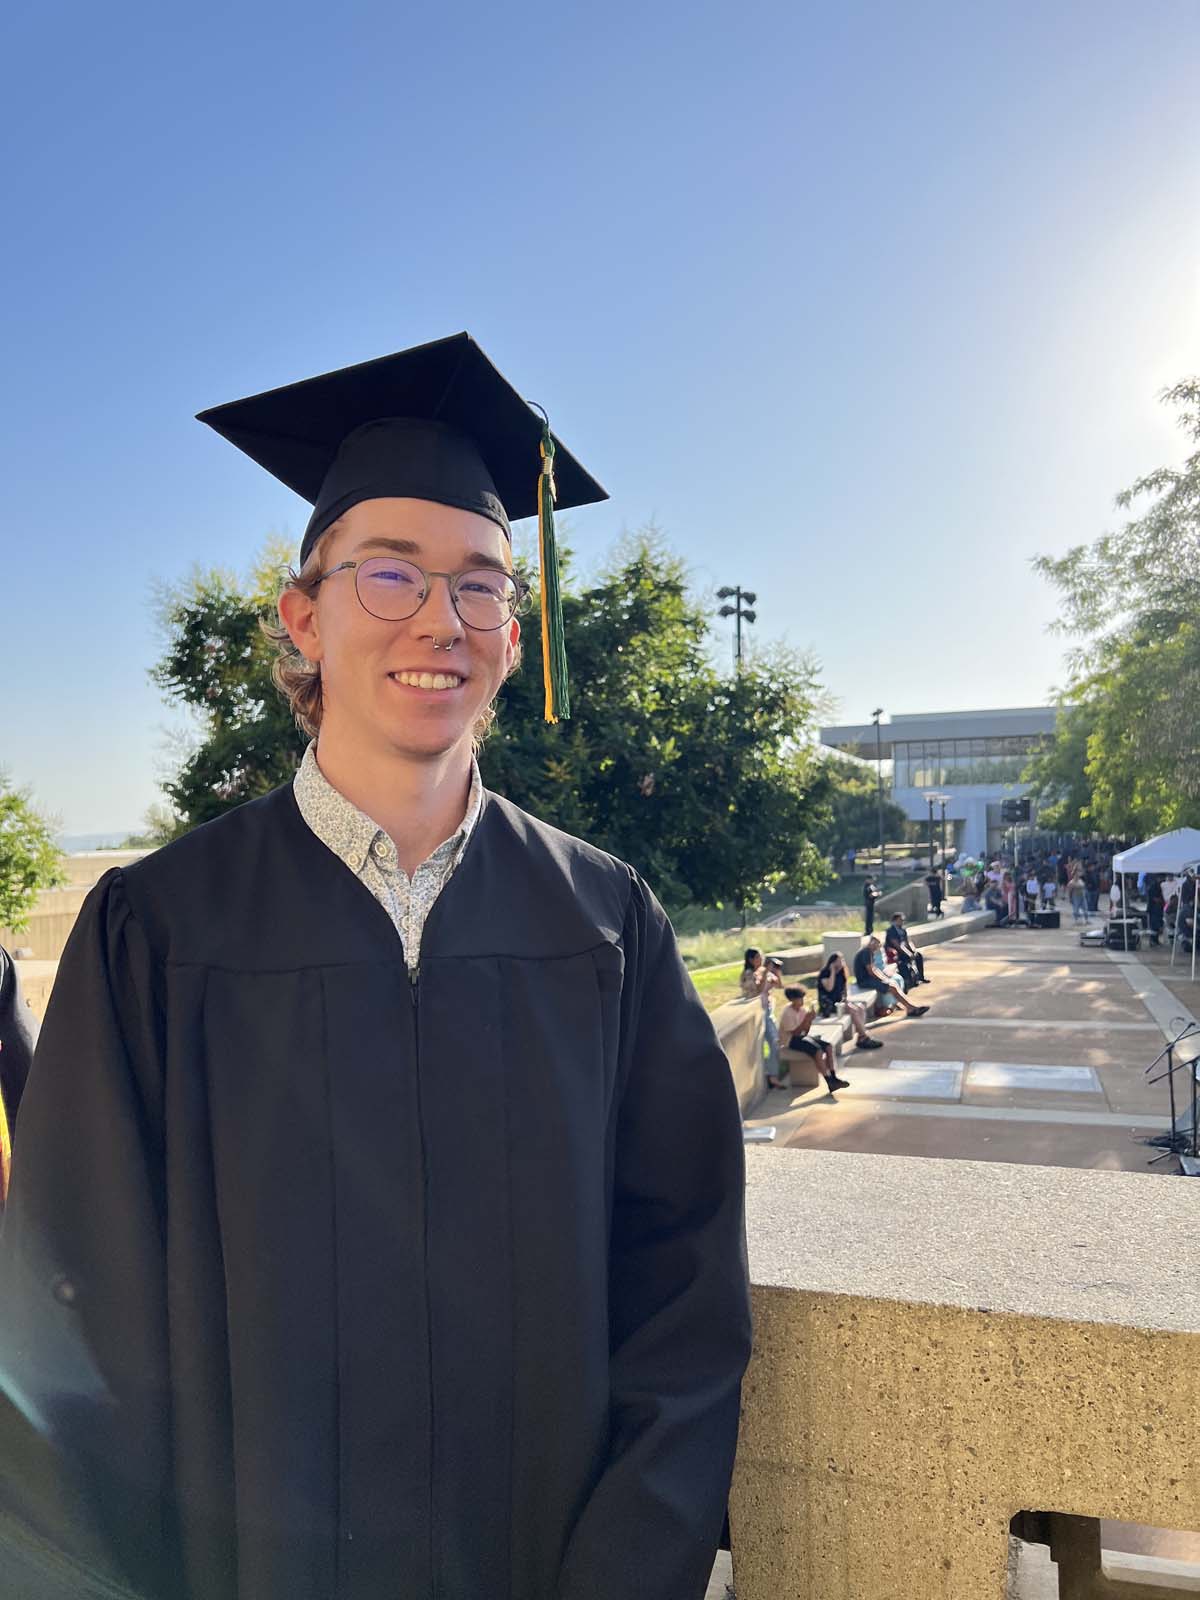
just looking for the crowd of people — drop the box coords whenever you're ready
[957,852,1101,926]
[956,843,1197,948]
[741,927,931,1097]
[743,834,1200,1101]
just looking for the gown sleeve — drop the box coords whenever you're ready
[0,870,175,1599]
[557,874,752,1600]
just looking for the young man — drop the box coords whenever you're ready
[924,867,944,918]
[0,336,752,1600]
[852,937,930,1019]
[777,987,849,1094]
[862,874,881,934]
[883,912,927,987]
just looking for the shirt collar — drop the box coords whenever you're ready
[293,741,483,877]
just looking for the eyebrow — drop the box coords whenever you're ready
[349,536,512,574]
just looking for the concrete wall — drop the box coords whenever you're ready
[876,877,930,925]
[712,999,767,1117]
[0,887,92,962]
[730,1148,1200,1598]
[1,853,148,962]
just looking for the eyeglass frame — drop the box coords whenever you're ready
[311,557,531,632]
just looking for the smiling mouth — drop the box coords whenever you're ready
[388,671,465,691]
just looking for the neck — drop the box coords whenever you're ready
[314,721,475,878]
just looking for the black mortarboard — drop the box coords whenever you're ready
[197,333,608,721]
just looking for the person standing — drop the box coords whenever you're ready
[0,335,751,1600]
[1068,867,1088,924]
[863,875,881,934]
[1147,876,1165,946]
[1084,862,1100,916]
[760,955,785,1088]
[1041,869,1057,913]
[924,867,944,918]
[740,946,765,999]
[1023,867,1041,922]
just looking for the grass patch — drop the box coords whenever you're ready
[676,925,810,971]
[675,917,858,972]
[688,962,746,1012]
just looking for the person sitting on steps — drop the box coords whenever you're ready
[777,987,850,1094]
[884,913,928,989]
[815,952,884,1049]
[853,938,930,1018]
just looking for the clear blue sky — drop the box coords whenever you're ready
[4,0,1198,833]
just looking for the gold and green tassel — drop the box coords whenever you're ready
[537,419,570,722]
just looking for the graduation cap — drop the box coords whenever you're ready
[197,332,608,722]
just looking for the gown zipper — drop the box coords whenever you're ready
[407,957,437,1596]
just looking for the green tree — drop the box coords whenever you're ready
[481,533,832,913]
[0,775,66,932]
[1033,380,1200,836]
[116,803,185,850]
[150,538,307,829]
[807,755,908,865]
[1022,705,1096,832]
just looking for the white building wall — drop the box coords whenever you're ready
[894,782,1033,860]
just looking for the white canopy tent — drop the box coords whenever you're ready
[1111,829,1200,977]
[1111,829,1200,875]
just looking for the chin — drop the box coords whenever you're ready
[382,714,477,761]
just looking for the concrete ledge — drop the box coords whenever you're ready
[712,999,767,1116]
[761,945,826,978]
[730,1149,1200,1598]
[908,908,995,948]
[820,908,996,964]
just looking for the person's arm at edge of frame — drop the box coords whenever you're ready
[556,873,752,1600]
[0,869,174,1599]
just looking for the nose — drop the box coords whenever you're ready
[413,573,466,645]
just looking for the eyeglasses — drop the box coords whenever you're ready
[313,557,529,631]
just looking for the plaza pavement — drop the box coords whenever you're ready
[744,904,1197,1174]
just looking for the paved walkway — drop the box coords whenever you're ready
[745,906,1197,1174]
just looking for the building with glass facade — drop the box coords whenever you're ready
[819,706,1061,860]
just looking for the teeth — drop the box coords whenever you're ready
[391,671,462,690]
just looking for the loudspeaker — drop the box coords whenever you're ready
[1033,910,1061,929]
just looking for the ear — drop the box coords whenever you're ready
[279,583,324,665]
[503,614,521,677]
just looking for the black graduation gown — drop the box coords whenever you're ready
[0,784,751,1600]
[0,943,39,1132]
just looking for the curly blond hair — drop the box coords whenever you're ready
[260,532,518,747]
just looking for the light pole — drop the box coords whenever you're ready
[716,586,757,671]
[924,792,951,878]
[872,708,886,886]
[924,794,937,876]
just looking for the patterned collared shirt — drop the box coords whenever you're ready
[293,742,483,972]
